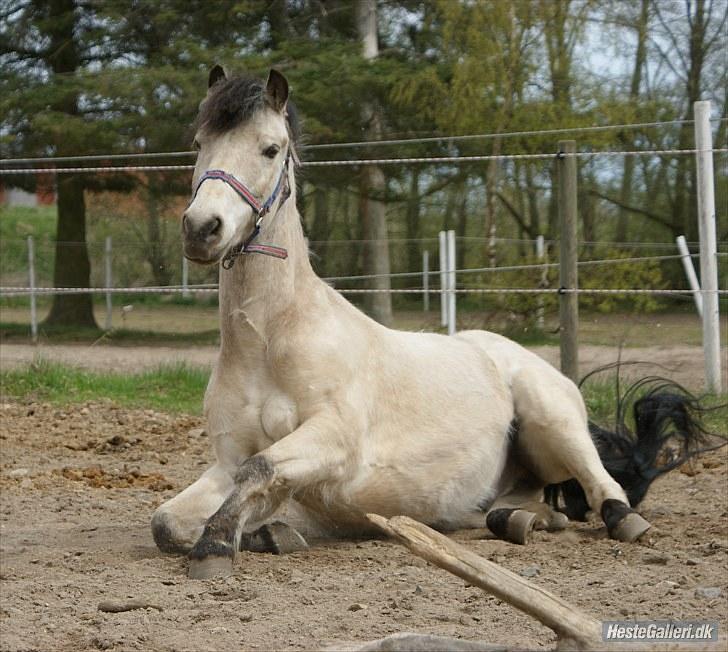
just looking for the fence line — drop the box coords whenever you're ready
[323,253,703,283]
[4,235,723,251]
[5,118,726,164]
[2,148,727,175]
[1,285,725,298]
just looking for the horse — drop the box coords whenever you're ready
[151,68,707,580]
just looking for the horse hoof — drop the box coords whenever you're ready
[610,512,651,542]
[486,508,536,545]
[241,521,309,554]
[188,556,233,580]
[601,499,651,542]
[545,510,569,532]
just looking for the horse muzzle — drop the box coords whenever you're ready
[182,212,227,264]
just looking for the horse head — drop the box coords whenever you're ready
[183,67,295,265]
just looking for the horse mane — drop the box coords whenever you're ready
[197,73,300,147]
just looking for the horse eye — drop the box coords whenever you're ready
[263,145,280,159]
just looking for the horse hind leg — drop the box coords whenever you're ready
[485,472,568,545]
[240,521,309,554]
[512,371,651,543]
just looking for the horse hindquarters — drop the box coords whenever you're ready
[456,331,651,544]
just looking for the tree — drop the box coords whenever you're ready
[1,1,102,327]
[357,0,392,326]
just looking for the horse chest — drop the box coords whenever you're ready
[259,391,299,442]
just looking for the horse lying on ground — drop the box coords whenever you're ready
[151,68,714,579]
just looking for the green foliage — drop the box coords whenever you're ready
[0,359,209,414]
[579,248,666,313]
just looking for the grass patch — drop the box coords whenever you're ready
[581,375,728,437]
[0,359,209,414]
[0,205,58,285]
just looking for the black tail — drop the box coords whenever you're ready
[545,374,725,521]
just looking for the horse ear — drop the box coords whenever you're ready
[265,69,289,112]
[208,64,227,89]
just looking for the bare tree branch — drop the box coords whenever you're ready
[589,189,674,231]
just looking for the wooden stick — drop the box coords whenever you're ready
[367,514,601,650]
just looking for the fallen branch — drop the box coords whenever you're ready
[367,514,601,650]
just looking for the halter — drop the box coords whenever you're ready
[191,153,291,269]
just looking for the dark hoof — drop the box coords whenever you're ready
[188,556,233,580]
[188,535,235,579]
[602,499,651,542]
[151,511,190,555]
[486,508,536,545]
[240,521,309,554]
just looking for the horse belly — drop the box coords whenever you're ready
[346,402,512,529]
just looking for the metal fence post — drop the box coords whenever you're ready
[182,256,190,299]
[104,236,113,330]
[422,250,430,312]
[557,140,579,382]
[447,229,456,335]
[27,236,38,343]
[676,235,703,318]
[694,100,722,393]
[439,231,447,327]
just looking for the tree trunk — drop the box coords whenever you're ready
[456,191,468,271]
[146,188,171,287]
[616,0,649,242]
[483,147,501,268]
[44,0,97,328]
[45,175,96,327]
[357,0,392,325]
[405,169,421,277]
[310,186,330,277]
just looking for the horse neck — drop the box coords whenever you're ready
[218,181,315,341]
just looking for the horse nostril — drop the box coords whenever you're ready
[182,214,190,234]
[196,215,222,241]
[209,216,222,237]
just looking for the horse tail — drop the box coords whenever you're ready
[544,374,725,521]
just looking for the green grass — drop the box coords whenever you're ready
[0,205,58,284]
[581,376,728,437]
[0,359,209,414]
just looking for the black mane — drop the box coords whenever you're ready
[196,74,300,145]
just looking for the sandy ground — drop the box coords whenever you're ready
[0,398,726,652]
[2,342,724,391]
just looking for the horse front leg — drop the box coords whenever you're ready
[188,414,348,579]
[151,463,234,554]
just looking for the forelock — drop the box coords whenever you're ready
[196,73,299,146]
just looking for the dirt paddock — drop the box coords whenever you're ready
[0,396,726,651]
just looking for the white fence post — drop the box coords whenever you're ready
[182,256,190,299]
[536,235,545,331]
[27,236,38,343]
[676,235,703,318]
[447,229,456,335]
[104,236,113,330]
[422,250,430,312]
[694,100,722,393]
[439,231,448,327]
